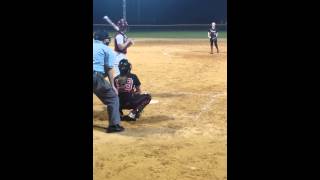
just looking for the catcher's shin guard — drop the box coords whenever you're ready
[133,94,152,118]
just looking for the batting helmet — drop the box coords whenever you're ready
[117,18,128,32]
[118,59,131,75]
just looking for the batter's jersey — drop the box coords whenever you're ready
[114,73,141,98]
[114,32,128,54]
[209,28,218,39]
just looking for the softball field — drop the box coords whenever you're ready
[93,38,227,180]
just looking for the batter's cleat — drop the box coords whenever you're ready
[106,124,125,133]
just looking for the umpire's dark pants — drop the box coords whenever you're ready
[93,72,121,126]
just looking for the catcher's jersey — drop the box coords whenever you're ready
[208,28,218,39]
[114,73,141,97]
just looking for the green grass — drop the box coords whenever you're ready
[110,31,227,39]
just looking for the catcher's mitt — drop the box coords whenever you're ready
[118,75,128,86]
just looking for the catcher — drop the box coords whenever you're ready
[114,59,152,121]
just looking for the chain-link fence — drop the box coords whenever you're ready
[93,24,227,38]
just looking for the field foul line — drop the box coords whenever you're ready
[161,48,186,59]
[194,92,226,121]
[152,91,225,121]
[172,92,213,96]
[94,92,226,124]
[161,48,172,60]
[161,48,189,57]
[151,91,216,97]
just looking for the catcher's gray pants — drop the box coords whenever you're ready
[93,72,121,126]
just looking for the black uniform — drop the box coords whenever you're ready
[114,73,151,120]
[209,27,218,48]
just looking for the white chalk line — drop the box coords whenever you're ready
[94,91,226,127]
[194,92,226,121]
[161,48,188,59]
[151,91,220,97]
[149,91,225,121]
[161,48,172,60]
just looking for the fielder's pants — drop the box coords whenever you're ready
[93,72,121,126]
[210,38,218,48]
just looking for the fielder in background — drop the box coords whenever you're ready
[93,31,124,133]
[114,19,134,76]
[208,22,219,54]
[114,59,152,121]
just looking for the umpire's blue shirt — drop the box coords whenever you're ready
[93,40,115,73]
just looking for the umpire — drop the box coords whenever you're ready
[93,31,124,133]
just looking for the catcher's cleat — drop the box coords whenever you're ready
[135,112,141,119]
[121,115,137,121]
[134,110,142,119]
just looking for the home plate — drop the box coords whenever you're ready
[150,99,159,104]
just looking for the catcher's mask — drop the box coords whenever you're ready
[118,59,131,75]
[117,18,128,32]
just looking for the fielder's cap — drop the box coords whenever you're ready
[94,31,110,41]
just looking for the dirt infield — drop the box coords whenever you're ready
[93,38,227,180]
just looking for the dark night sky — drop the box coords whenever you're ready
[93,0,227,24]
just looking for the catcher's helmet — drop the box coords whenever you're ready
[118,59,131,75]
[94,30,110,41]
[117,18,128,32]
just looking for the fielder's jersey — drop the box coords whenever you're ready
[114,73,141,98]
[208,28,218,39]
[114,32,128,54]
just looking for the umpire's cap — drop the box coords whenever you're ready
[94,31,110,41]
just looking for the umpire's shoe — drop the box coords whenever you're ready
[106,124,125,133]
